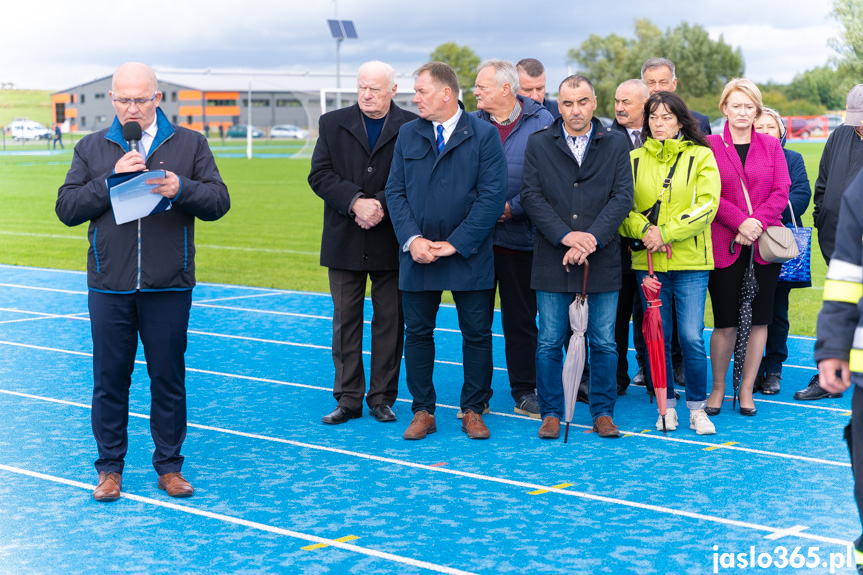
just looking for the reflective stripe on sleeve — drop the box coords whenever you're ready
[823,279,863,304]
[826,259,863,283]
[850,349,863,373]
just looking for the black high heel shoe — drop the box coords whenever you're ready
[705,406,721,416]
[739,406,757,416]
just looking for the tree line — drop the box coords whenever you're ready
[431,0,862,119]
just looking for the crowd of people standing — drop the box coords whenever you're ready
[309,56,863,445]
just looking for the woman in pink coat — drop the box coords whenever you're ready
[705,79,790,416]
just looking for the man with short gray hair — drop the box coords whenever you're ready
[641,57,711,136]
[517,58,560,119]
[472,59,554,418]
[309,60,418,426]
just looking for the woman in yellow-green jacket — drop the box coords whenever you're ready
[619,91,721,436]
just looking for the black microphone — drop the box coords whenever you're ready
[123,121,142,153]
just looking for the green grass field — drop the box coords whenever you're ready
[0,135,829,335]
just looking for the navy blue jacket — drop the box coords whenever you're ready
[385,110,507,292]
[543,98,561,120]
[521,117,634,293]
[472,95,554,251]
[56,108,230,293]
[692,110,712,136]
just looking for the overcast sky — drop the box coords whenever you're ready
[1,0,839,92]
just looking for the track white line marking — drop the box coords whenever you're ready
[0,391,851,549]
[0,463,477,575]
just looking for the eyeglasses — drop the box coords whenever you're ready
[111,93,157,106]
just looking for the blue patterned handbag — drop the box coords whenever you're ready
[778,202,812,283]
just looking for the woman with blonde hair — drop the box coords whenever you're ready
[705,79,790,416]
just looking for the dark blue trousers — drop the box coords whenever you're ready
[89,290,191,475]
[403,289,493,415]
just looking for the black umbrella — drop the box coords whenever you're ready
[731,244,759,410]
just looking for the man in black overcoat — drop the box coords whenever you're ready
[309,60,418,425]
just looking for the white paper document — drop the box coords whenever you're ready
[107,170,171,225]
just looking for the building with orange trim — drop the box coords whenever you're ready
[51,70,419,136]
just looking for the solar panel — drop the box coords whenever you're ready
[342,20,358,39]
[327,19,344,39]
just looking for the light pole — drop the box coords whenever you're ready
[327,5,357,110]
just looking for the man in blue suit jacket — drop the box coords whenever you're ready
[385,62,507,441]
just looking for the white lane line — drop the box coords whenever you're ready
[0,391,850,549]
[0,331,836,410]
[194,292,287,304]
[195,243,319,256]
[0,384,851,479]
[0,308,89,325]
[0,282,85,295]
[0,463,477,575]
[192,304,500,337]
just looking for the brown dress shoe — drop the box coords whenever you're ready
[93,471,122,502]
[404,410,436,440]
[158,471,194,497]
[592,415,621,438]
[538,416,560,439]
[461,410,490,439]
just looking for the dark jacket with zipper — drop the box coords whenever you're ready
[521,116,633,294]
[56,108,230,293]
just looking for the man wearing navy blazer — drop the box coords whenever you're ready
[309,61,418,426]
[385,61,507,441]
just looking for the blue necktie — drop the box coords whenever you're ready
[436,124,445,154]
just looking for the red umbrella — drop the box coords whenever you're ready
[641,252,669,434]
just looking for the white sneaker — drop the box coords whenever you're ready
[656,407,677,431]
[690,408,716,435]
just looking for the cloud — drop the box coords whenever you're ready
[0,0,844,91]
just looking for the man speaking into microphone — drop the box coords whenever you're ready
[56,62,230,501]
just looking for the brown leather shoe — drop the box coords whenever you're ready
[538,416,560,439]
[461,410,490,439]
[404,410,436,440]
[592,415,621,438]
[157,471,194,497]
[93,471,122,502]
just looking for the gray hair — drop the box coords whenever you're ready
[641,58,676,81]
[618,78,649,99]
[761,107,787,139]
[358,60,396,90]
[477,59,519,94]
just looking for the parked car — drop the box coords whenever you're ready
[710,117,726,134]
[597,116,613,129]
[270,124,309,139]
[784,117,818,139]
[5,119,52,140]
[226,124,264,138]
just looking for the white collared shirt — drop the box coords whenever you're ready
[431,108,462,147]
[140,118,158,158]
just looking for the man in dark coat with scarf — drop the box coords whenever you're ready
[309,61,418,425]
